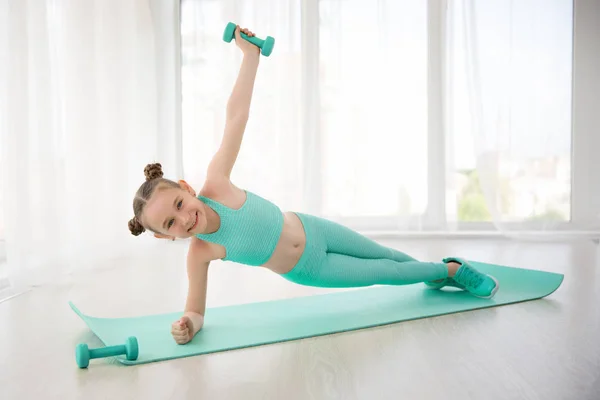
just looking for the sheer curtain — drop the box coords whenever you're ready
[446,0,599,238]
[0,0,181,299]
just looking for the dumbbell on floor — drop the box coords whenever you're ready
[222,22,275,57]
[76,336,139,368]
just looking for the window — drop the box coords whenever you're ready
[447,0,573,224]
[180,0,581,233]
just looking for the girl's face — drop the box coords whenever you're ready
[142,182,208,239]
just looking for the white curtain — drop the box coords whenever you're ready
[446,0,592,239]
[0,0,181,298]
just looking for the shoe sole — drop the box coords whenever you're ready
[424,282,446,289]
[472,274,500,299]
[425,275,499,299]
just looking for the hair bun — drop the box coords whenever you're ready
[128,217,145,236]
[144,163,163,181]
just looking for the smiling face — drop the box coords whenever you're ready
[141,183,208,239]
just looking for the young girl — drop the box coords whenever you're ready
[127,26,499,345]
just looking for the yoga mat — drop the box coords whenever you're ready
[70,261,563,366]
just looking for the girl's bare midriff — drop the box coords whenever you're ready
[260,211,307,274]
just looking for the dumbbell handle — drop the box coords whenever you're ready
[89,344,127,359]
[238,31,265,48]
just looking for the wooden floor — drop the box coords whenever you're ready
[1,238,599,400]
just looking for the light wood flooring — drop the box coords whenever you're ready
[1,238,599,400]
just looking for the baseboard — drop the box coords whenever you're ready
[0,284,29,304]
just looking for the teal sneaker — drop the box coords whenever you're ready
[442,257,499,299]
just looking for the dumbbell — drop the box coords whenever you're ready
[75,336,139,368]
[222,22,275,57]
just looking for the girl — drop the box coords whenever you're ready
[127,26,499,345]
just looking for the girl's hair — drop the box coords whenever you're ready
[128,163,180,236]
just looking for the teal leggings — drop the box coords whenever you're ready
[281,213,449,288]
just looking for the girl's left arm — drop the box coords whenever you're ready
[207,27,260,181]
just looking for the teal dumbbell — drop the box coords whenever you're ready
[75,336,138,368]
[222,22,275,57]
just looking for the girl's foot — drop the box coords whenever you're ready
[425,258,499,299]
[424,261,464,289]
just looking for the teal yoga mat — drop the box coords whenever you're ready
[70,261,563,366]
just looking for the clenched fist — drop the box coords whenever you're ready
[171,313,204,345]
[234,25,260,56]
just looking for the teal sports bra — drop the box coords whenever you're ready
[195,191,284,266]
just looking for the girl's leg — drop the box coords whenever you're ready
[287,213,499,298]
[305,253,498,298]
[307,214,419,262]
[281,240,448,288]
[287,213,448,287]
[314,252,448,288]
[308,215,464,285]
